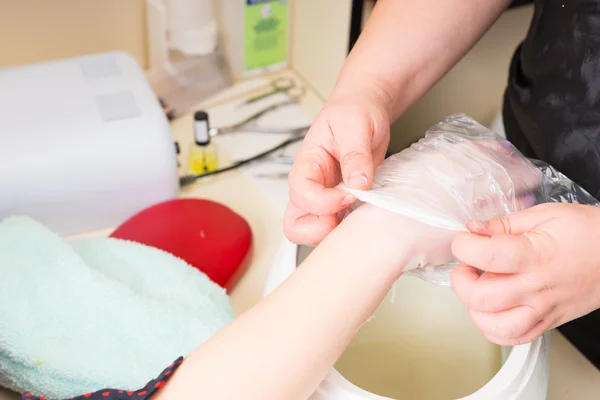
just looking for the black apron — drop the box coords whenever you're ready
[504,0,600,368]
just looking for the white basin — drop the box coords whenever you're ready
[264,240,551,400]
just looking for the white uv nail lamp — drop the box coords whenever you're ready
[0,52,180,235]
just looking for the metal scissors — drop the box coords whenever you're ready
[210,100,311,136]
[243,76,305,104]
[207,77,309,136]
[254,171,290,180]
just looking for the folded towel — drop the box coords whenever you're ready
[0,216,235,399]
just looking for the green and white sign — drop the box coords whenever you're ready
[244,0,288,73]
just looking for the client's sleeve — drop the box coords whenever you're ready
[21,357,183,400]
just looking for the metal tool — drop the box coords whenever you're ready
[244,76,305,104]
[209,101,311,136]
[204,77,309,136]
[265,154,295,164]
[253,171,290,180]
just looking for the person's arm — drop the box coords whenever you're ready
[334,0,513,121]
[284,0,512,246]
[153,117,537,398]
[154,203,415,400]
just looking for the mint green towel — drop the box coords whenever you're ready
[0,216,235,399]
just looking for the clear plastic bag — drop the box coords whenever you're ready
[339,113,599,286]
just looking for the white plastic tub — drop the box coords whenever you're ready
[264,239,551,400]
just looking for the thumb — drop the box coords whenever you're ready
[337,132,374,190]
[453,209,543,274]
[466,205,549,237]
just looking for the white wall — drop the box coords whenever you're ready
[290,0,353,100]
[0,0,148,68]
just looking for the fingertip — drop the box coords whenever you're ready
[340,152,374,190]
[473,305,544,344]
[466,220,489,235]
[482,332,509,347]
[341,193,357,207]
[451,264,479,303]
[469,309,512,344]
[518,193,537,210]
[346,171,370,190]
[451,231,475,260]
[289,182,348,216]
[288,150,349,215]
[283,203,340,246]
[452,264,480,282]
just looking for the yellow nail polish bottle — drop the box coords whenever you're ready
[188,111,218,175]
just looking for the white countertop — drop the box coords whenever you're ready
[1,70,598,399]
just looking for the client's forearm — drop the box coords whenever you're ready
[155,204,405,400]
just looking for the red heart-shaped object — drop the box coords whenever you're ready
[110,198,252,292]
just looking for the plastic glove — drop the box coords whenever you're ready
[338,115,542,283]
[343,136,540,231]
[355,202,457,274]
[451,202,600,346]
[284,88,391,246]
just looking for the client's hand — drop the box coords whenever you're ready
[154,200,459,400]
[338,136,542,278]
[346,202,456,275]
[359,138,541,227]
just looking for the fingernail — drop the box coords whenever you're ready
[341,194,356,207]
[522,193,536,208]
[348,172,368,188]
[469,220,488,234]
[501,140,515,152]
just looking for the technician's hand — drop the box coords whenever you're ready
[284,90,391,246]
[451,203,600,346]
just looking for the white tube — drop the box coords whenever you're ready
[166,0,217,55]
[146,0,169,71]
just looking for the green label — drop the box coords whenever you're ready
[244,0,288,72]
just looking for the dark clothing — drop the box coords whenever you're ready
[21,358,182,400]
[504,0,600,368]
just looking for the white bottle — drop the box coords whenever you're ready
[218,0,290,80]
[166,0,218,55]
